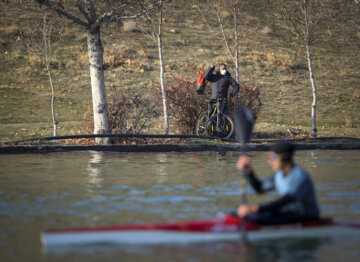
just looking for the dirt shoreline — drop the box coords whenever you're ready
[1,143,360,154]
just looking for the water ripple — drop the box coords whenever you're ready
[128,195,211,204]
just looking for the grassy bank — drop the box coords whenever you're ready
[0,0,359,142]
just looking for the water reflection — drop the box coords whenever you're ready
[308,151,319,169]
[44,237,329,262]
[156,154,168,183]
[86,151,105,190]
[244,238,328,262]
[215,151,228,162]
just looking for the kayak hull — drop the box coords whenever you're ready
[41,216,360,247]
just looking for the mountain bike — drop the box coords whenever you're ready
[195,99,234,139]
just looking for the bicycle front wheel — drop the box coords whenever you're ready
[205,114,234,139]
[195,111,208,136]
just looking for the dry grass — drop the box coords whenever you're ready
[122,20,137,32]
[260,25,272,35]
[0,0,359,142]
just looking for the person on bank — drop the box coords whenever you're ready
[236,140,320,225]
[203,63,239,115]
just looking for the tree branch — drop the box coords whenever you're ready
[76,0,91,22]
[215,1,235,61]
[91,0,166,31]
[36,0,89,28]
[89,0,97,21]
[194,1,213,32]
[20,33,42,63]
[137,16,157,42]
[316,0,354,25]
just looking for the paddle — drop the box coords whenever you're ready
[234,107,255,243]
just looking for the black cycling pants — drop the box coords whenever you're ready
[225,209,318,225]
[208,99,228,115]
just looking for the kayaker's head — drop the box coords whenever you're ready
[268,140,295,172]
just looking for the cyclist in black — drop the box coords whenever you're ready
[204,63,240,115]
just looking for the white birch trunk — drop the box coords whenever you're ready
[303,3,317,137]
[233,4,240,108]
[87,28,110,144]
[158,7,169,135]
[305,41,318,137]
[233,5,240,84]
[47,67,57,137]
[43,14,58,137]
[45,45,58,137]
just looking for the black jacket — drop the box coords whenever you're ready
[204,66,240,100]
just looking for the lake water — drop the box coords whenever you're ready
[0,150,359,261]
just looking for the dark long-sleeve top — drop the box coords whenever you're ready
[247,166,320,218]
[203,66,239,100]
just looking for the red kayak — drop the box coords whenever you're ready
[41,215,360,247]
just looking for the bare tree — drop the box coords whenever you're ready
[137,0,170,135]
[42,13,58,136]
[274,0,353,137]
[35,0,161,144]
[215,0,242,83]
[196,0,249,107]
[21,12,58,136]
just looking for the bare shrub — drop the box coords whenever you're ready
[229,84,262,118]
[80,90,160,144]
[108,90,160,144]
[155,76,209,135]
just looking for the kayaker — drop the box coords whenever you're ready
[235,140,320,225]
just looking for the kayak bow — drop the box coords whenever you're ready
[41,215,360,247]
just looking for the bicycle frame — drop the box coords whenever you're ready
[208,99,226,133]
[208,99,225,117]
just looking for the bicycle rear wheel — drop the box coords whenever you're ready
[195,111,208,136]
[205,114,234,139]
